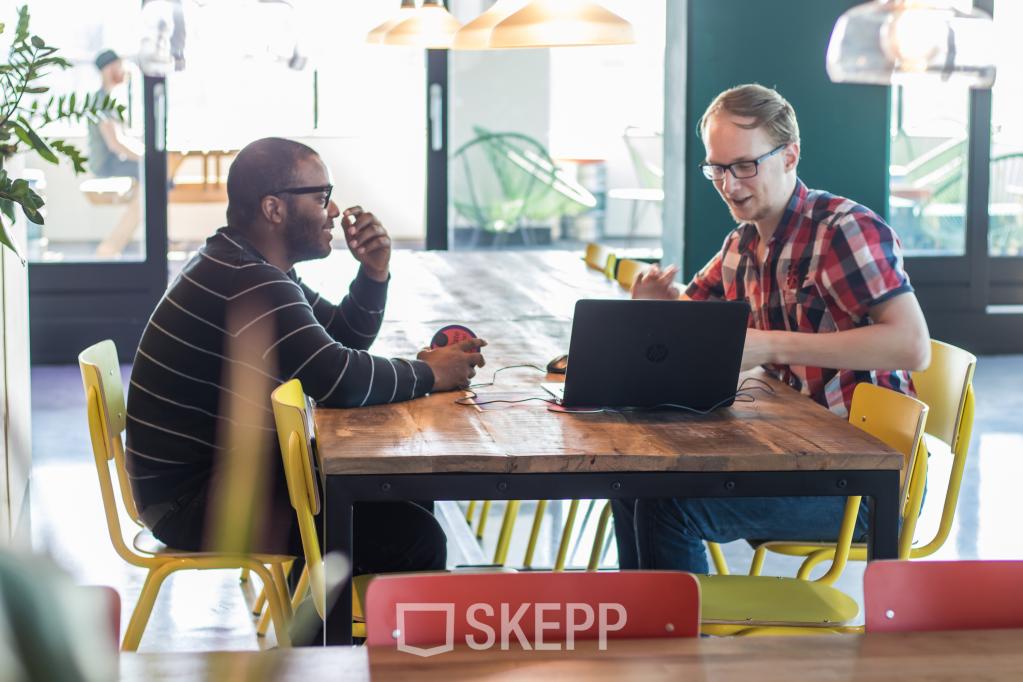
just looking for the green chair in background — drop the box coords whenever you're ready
[451,127,595,247]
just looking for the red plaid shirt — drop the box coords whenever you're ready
[685,179,915,416]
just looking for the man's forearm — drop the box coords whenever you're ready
[762,323,929,372]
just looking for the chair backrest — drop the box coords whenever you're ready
[906,340,977,558]
[271,379,326,618]
[451,128,595,232]
[365,571,699,649]
[584,242,616,278]
[865,560,1023,632]
[79,340,144,563]
[814,383,929,582]
[849,382,928,504]
[615,258,649,291]
[623,127,663,190]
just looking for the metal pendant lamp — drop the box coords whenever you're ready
[384,0,464,49]
[366,0,417,45]
[489,0,635,49]
[452,0,529,50]
[826,0,996,88]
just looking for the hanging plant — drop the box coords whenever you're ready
[0,5,125,260]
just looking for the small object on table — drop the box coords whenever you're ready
[431,324,477,350]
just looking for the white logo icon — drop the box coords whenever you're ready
[394,603,456,658]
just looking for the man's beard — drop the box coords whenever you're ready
[284,213,331,263]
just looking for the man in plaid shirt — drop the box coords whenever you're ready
[612,84,931,573]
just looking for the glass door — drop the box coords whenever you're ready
[444,0,666,254]
[20,0,167,363]
[986,0,1023,304]
[162,1,429,266]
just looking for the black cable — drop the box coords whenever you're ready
[455,365,778,413]
[468,363,547,389]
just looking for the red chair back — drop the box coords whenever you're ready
[366,571,699,649]
[865,560,1023,632]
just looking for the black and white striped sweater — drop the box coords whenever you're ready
[125,227,433,542]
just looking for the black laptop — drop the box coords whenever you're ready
[545,299,749,410]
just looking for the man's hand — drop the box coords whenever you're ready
[632,264,682,300]
[418,338,488,392]
[343,206,391,282]
[740,328,774,371]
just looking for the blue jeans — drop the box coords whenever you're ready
[611,496,871,574]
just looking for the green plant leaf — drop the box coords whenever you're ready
[30,35,44,49]
[11,119,58,164]
[15,6,30,43]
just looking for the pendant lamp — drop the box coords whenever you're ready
[452,0,528,50]
[367,0,417,45]
[384,0,463,49]
[827,0,996,88]
[489,0,635,49]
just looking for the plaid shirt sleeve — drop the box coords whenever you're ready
[819,209,913,321]
[684,233,732,300]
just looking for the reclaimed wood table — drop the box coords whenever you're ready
[313,251,903,645]
[119,629,1023,680]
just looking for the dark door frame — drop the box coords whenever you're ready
[904,0,1023,352]
[28,75,168,364]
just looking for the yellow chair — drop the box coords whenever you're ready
[588,383,928,635]
[615,258,649,291]
[79,340,295,650]
[271,379,376,638]
[584,242,617,279]
[727,340,976,579]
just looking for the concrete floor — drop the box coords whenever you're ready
[28,320,1023,651]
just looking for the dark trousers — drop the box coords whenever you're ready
[150,496,447,572]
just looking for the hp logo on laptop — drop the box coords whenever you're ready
[645,343,669,363]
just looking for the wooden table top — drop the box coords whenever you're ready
[120,630,1023,681]
[312,251,902,476]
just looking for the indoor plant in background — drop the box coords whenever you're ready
[0,5,124,258]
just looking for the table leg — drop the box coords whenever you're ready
[866,470,901,560]
[325,477,353,645]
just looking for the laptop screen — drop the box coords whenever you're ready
[560,299,749,410]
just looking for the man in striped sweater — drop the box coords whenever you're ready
[126,137,484,577]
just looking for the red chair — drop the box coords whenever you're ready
[865,560,1023,632]
[366,571,699,649]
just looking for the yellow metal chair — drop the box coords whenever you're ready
[271,379,380,639]
[588,383,928,635]
[79,340,295,650]
[583,242,617,279]
[615,258,649,291]
[722,340,976,579]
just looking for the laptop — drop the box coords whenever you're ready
[544,299,749,411]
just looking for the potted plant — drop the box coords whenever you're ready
[1,5,124,259]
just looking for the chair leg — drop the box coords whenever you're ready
[252,583,268,616]
[290,566,310,612]
[748,545,766,576]
[465,500,477,524]
[796,549,834,581]
[121,562,178,651]
[271,563,295,622]
[587,502,613,571]
[248,563,291,648]
[476,501,493,541]
[554,500,580,571]
[707,541,730,575]
[522,500,548,569]
[493,500,521,566]
[240,568,250,582]
[256,564,304,638]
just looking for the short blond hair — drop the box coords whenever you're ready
[699,84,800,147]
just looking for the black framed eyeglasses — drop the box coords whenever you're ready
[699,144,788,181]
[268,184,334,208]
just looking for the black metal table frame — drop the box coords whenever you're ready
[322,468,900,645]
